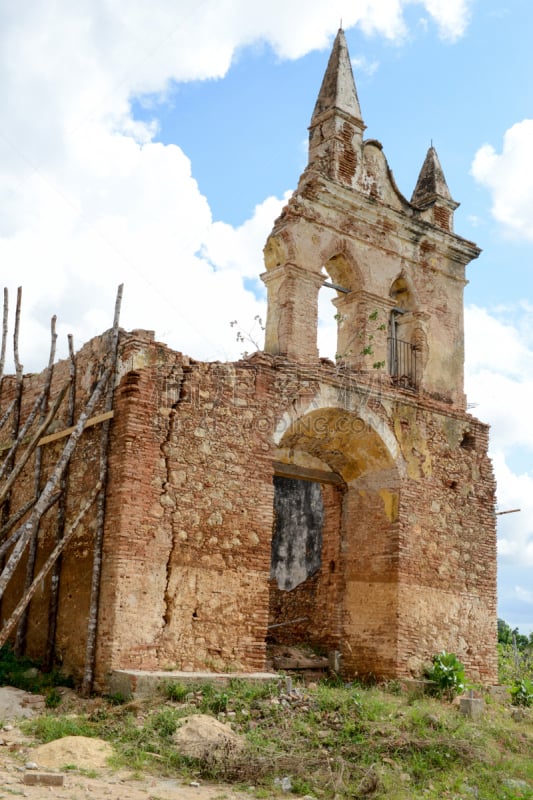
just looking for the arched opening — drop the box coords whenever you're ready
[268,407,401,678]
[388,274,422,389]
[318,254,362,365]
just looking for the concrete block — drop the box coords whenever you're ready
[460,696,484,719]
[23,773,64,786]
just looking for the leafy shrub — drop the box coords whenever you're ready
[165,682,189,702]
[509,677,533,707]
[151,708,178,737]
[45,688,62,709]
[424,651,466,700]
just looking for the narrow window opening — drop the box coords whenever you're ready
[460,432,476,451]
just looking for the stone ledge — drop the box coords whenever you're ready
[107,669,279,700]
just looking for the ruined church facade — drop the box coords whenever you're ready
[0,31,497,688]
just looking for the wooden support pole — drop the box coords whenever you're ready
[0,288,7,383]
[0,410,114,453]
[0,399,16,436]
[81,284,123,696]
[0,382,70,508]
[0,289,23,618]
[0,364,111,602]
[0,492,61,560]
[0,389,47,481]
[16,316,58,655]
[45,334,76,671]
[0,482,102,650]
[273,461,344,486]
[0,498,35,544]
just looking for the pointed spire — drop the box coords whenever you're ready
[411,146,456,206]
[307,30,365,185]
[411,146,459,232]
[311,29,363,126]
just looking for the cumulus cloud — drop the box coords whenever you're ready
[471,120,533,239]
[465,306,533,451]
[0,0,473,372]
[351,56,380,77]
[514,586,533,605]
[418,0,472,40]
[490,452,533,567]
[465,305,533,573]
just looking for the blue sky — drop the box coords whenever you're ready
[1,1,532,633]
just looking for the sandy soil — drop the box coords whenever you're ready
[0,687,253,800]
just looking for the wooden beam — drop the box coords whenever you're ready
[38,410,114,446]
[0,410,114,453]
[273,461,344,485]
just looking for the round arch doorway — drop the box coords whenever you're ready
[268,406,401,679]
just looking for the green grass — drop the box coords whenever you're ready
[0,644,73,694]
[15,678,533,799]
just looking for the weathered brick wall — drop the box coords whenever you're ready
[98,341,496,684]
[394,407,497,682]
[0,331,497,687]
[0,332,113,680]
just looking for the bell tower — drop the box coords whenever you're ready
[262,29,480,407]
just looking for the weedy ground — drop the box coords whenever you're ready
[16,677,533,800]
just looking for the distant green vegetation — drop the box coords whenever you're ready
[498,619,533,706]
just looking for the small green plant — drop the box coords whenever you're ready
[165,682,189,702]
[509,677,533,707]
[23,714,95,742]
[45,687,62,709]
[229,315,264,356]
[202,689,229,714]
[151,708,178,737]
[335,308,386,368]
[105,691,127,705]
[424,651,466,701]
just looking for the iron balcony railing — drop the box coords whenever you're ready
[388,337,419,390]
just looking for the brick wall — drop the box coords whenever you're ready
[0,331,497,687]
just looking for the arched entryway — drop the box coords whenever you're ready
[268,404,402,678]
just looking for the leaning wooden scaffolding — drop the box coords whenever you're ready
[0,285,123,694]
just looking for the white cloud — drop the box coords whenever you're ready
[465,305,533,570]
[416,0,471,40]
[514,586,533,605]
[201,193,291,280]
[471,120,533,240]
[352,56,380,77]
[0,1,474,373]
[465,305,533,451]
[491,451,533,567]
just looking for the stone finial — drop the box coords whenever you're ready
[311,29,364,126]
[411,146,457,206]
[411,146,459,231]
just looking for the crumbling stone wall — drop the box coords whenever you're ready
[0,331,497,686]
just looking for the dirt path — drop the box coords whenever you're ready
[0,688,252,800]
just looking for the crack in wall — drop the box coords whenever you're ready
[157,365,184,642]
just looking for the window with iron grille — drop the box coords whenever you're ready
[388,336,419,389]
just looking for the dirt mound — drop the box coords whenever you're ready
[173,714,245,760]
[32,735,114,769]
